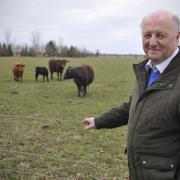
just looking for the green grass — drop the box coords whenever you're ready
[0,56,141,179]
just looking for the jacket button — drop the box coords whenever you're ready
[170,164,174,168]
[142,161,146,164]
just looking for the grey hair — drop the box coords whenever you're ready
[140,11,180,31]
[172,14,180,31]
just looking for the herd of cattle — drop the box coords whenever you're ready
[12,59,94,97]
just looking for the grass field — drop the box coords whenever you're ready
[0,56,141,179]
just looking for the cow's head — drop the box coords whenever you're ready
[17,64,25,71]
[63,66,72,80]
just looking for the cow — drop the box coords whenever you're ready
[13,63,25,82]
[35,66,49,82]
[48,59,69,80]
[63,64,94,97]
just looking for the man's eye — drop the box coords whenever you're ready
[144,34,151,38]
[157,34,164,39]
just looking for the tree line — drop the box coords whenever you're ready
[0,43,13,56]
[0,30,100,57]
[0,41,99,57]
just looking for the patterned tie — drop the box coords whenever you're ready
[147,69,161,87]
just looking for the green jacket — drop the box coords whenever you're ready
[95,50,180,180]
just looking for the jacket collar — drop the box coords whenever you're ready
[145,48,179,74]
[133,49,180,94]
[160,50,180,82]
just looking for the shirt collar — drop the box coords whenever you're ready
[145,48,179,73]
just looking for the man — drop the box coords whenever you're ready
[83,9,180,180]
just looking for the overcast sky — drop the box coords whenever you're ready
[0,0,179,54]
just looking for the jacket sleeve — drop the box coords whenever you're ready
[94,97,131,129]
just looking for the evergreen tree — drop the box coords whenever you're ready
[29,47,36,57]
[45,40,58,56]
[67,46,80,57]
[20,45,29,56]
[7,44,13,56]
[0,44,2,56]
[60,46,68,57]
[2,43,7,56]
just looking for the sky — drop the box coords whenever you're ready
[0,0,179,54]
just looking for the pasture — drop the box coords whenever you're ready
[0,56,141,179]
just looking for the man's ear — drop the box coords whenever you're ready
[176,31,180,43]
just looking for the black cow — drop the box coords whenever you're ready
[63,64,94,97]
[35,66,49,82]
[48,59,69,80]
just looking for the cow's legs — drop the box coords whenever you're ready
[50,72,53,79]
[60,73,62,80]
[35,74,38,81]
[76,85,81,97]
[14,76,17,81]
[83,86,87,97]
[20,75,23,82]
[57,72,59,80]
[46,75,49,82]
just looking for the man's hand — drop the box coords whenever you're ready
[83,117,96,130]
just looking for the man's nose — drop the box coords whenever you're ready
[149,35,158,46]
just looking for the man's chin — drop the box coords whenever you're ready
[148,52,161,60]
[148,56,162,63]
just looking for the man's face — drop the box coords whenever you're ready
[141,16,179,64]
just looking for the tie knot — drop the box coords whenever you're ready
[147,69,161,87]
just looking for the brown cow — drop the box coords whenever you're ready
[13,63,25,82]
[63,64,94,97]
[48,59,69,80]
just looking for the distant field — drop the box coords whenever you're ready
[0,56,141,179]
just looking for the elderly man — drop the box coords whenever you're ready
[83,9,180,180]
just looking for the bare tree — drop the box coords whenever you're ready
[58,36,64,56]
[95,49,100,56]
[30,30,42,56]
[12,43,21,56]
[40,44,45,56]
[4,29,12,45]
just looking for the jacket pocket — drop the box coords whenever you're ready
[136,155,177,180]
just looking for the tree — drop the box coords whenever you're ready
[57,36,64,56]
[7,44,13,56]
[30,30,41,56]
[80,46,92,57]
[60,46,68,57]
[45,40,58,57]
[2,43,8,56]
[67,46,80,57]
[12,44,21,57]
[4,29,11,45]
[20,44,29,56]
[29,47,36,57]
[0,44,2,56]
[95,49,100,56]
